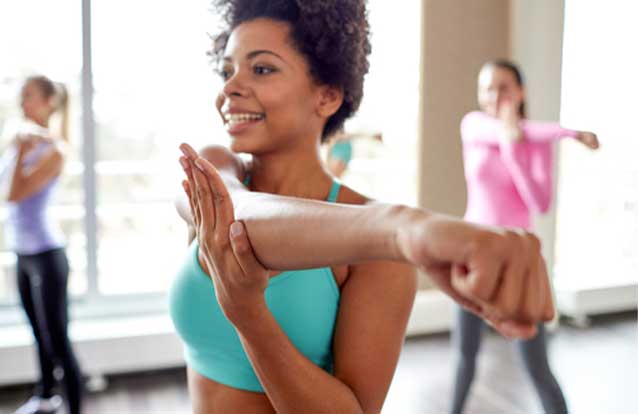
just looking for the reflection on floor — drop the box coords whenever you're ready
[0,312,635,414]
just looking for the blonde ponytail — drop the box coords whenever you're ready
[25,75,70,141]
[54,82,69,142]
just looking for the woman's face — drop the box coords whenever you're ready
[477,65,525,118]
[216,18,339,155]
[21,81,52,124]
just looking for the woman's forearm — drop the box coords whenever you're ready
[179,145,426,271]
[235,303,364,414]
[229,182,419,270]
[520,120,579,142]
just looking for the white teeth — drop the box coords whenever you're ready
[224,113,265,124]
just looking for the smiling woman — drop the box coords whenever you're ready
[170,4,411,413]
[169,1,558,413]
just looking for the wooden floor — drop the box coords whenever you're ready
[1,311,636,413]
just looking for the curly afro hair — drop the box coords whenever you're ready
[209,0,371,142]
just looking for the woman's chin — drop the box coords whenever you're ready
[229,139,261,155]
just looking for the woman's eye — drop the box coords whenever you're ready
[254,65,275,75]
[217,68,232,81]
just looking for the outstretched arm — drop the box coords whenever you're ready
[461,110,592,144]
[180,143,554,337]
[178,143,406,270]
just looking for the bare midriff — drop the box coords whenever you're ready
[188,368,275,414]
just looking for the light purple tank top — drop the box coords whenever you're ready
[5,141,65,255]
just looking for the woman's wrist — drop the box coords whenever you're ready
[393,206,433,265]
[226,296,270,332]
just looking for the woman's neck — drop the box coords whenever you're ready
[249,144,334,200]
[29,116,49,129]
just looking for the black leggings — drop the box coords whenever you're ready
[451,307,567,414]
[17,248,83,414]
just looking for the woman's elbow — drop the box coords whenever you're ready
[7,189,25,203]
[532,197,552,214]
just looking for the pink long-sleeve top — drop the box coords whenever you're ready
[461,111,579,229]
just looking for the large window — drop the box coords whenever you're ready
[555,0,638,288]
[91,0,225,295]
[339,1,421,206]
[0,1,421,317]
[0,0,85,304]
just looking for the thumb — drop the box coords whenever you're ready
[229,221,266,275]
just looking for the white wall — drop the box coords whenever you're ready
[510,0,566,277]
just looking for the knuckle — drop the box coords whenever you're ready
[213,232,230,248]
[528,233,541,252]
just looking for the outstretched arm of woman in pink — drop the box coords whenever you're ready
[461,110,589,145]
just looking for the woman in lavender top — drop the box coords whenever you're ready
[5,76,82,414]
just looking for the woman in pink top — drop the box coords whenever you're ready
[451,60,599,413]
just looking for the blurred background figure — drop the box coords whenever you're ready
[451,60,598,414]
[2,76,83,414]
[325,128,382,178]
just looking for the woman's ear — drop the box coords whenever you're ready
[316,85,344,118]
[46,95,57,115]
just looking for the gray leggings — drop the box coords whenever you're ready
[451,307,567,414]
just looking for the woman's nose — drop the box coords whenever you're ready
[222,72,248,98]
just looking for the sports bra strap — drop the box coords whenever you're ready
[327,180,341,203]
[242,174,340,203]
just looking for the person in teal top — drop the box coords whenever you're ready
[327,139,352,175]
[171,1,560,413]
[325,128,382,178]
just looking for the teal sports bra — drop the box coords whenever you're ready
[169,180,342,392]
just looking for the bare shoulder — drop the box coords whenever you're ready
[197,144,247,180]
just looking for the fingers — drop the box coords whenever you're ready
[179,144,204,227]
[190,157,216,234]
[578,131,600,150]
[182,179,196,220]
[229,221,266,276]
[458,228,557,327]
[538,256,556,321]
[195,156,234,230]
[490,319,537,340]
[523,250,544,322]
[430,263,483,316]
[180,156,201,227]
[179,143,199,160]
[178,145,239,268]
[452,258,502,305]
[492,233,527,319]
